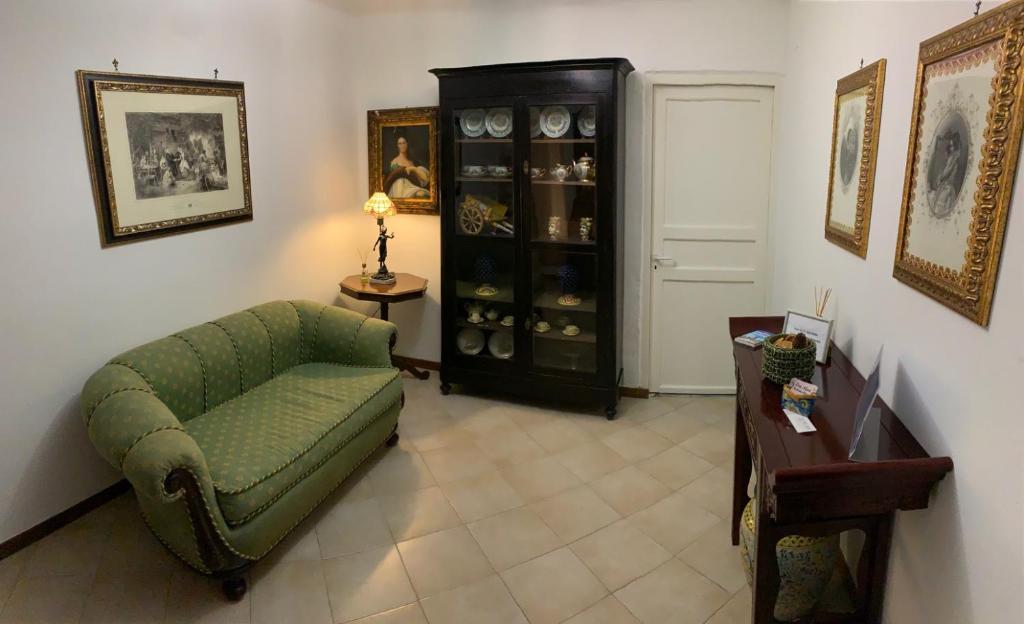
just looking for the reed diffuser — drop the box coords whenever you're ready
[814,286,832,317]
[356,248,370,284]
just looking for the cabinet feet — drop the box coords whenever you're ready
[222,576,247,601]
[605,405,617,420]
[440,382,451,395]
[386,430,400,447]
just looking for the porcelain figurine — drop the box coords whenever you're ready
[548,216,562,240]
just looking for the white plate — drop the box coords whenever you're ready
[485,108,513,138]
[577,106,596,137]
[459,109,486,138]
[488,332,514,359]
[456,328,486,355]
[530,108,541,138]
[539,106,571,138]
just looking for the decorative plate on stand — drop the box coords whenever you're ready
[540,106,571,138]
[456,328,486,355]
[459,109,486,137]
[485,108,513,138]
[488,332,514,359]
[577,106,596,137]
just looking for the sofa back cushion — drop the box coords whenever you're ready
[104,301,308,423]
[109,336,207,422]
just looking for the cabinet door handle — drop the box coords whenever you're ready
[522,159,530,175]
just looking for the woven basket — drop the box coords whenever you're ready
[762,334,816,384]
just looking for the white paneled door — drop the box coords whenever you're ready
[650,83,774,394]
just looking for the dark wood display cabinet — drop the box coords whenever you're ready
[430,59,633,418]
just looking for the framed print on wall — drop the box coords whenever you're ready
[77,71,252,246]
[894,1,1024,326]
[825,59,886,258]
[368,107,439,215]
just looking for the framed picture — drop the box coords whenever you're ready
[77,71,252,246]
[783,310,834,364]
[825,59,886,258]
[368,107,438,215]
[894,1,1024,326]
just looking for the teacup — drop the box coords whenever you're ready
[530,167,546,179]
[462,165,486,177]
[562,324,581,337]
[468,311,483,324]
[485,308,500,321]
[487,165,512,178]
[535,321,551,333]
[501,315,515,326]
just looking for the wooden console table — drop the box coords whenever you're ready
[729,316,953,623]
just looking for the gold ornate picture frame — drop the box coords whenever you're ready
[825,59,886,258]
[894,1,1024,326]
[77,70,252,246]
[368,107,439,215]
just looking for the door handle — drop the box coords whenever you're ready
[652,254,676,266]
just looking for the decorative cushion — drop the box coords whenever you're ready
[185,363,401,525]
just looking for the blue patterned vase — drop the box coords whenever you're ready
[474,254,497,284]
[557,263,580,295]
[739,499,844,621]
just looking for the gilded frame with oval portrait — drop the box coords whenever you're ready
[894,0,1024,326]
[825,59,886,258]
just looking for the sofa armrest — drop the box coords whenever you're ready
[306,304,397,368]
[350,316,398,367]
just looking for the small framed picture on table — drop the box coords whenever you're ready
[783,311,834,364]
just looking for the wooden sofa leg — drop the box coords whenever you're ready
[222,576,247,601]
[386,428,400,447]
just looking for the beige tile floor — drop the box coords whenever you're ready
[0,375,752,624]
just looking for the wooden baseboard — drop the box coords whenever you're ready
[398,357,649,399]
[391,355,440,372]
[620,386,651,399]
[0,479,130,560]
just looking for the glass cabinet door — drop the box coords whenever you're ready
[527,103,598,244]
[450,106,517,364]
[526,101,600,374]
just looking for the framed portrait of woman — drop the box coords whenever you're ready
[895,1,1024,326]
[824,59,885,258]
[368,107,438,215]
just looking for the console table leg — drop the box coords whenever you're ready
[732,394,752,546]
[751,505,782,624]
[858,512,894,623]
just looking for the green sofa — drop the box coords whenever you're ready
[81,300,402,599]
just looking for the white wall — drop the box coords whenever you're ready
[335,0,790,387]
[0,0,358,541]
[774,2,1023,622]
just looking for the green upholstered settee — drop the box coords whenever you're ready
[80,300,402,599]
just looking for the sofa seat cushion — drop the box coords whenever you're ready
[184,363,400,526]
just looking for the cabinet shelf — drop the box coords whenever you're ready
[533,290,596,313]
[531,138,596,144]
[533,329,596,344]
[530,238,597,249]
[531,180,595,187]
[456,138,512,144]
[456,280,514,304]
[456,318,514,332]
[455,176,513,183]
